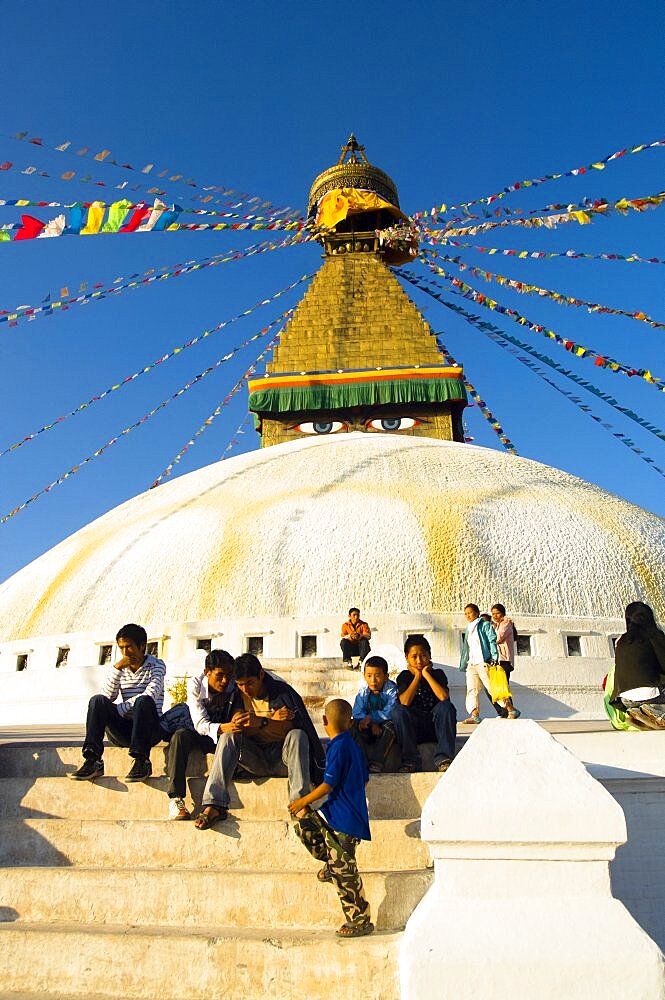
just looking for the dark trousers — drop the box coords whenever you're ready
[82,693,164,761]
[166,727,215,799]
[352,718,396,768]
[294,809,370,927]
[401,699,457,767]
[340,638,371,661]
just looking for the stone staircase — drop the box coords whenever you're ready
[0,741,439,999]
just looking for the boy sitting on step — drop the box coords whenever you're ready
[351,656,413,773]
[288,698,373,938]
[159,649,244,820]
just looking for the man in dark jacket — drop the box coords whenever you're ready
[195,653,325,828]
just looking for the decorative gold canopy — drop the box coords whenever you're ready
[307,134,400,217]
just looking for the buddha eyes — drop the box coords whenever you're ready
[294,420,346,435]
[367,417,419,431]
[291,417,422,435]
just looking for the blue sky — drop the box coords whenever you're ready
[1,0,663,582]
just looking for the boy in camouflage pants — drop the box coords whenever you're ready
[288,699,373,937]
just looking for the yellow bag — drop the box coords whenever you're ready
[487,664,512,703]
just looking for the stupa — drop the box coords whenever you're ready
[0,138,664,726]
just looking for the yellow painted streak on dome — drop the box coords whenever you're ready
[565,492,665,621]
[198,487,316,619]
[20,523,112,637]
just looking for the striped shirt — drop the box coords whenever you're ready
[100,655,166,717]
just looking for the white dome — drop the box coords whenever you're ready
[1,434,663,641]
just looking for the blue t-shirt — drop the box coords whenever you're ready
[319,730,371,841]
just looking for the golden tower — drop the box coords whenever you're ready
[248,136,467,446]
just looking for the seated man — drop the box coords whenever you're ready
[396,635,457,773]
[70,623,165,782]
[340,607,371,669]
[195,653,325,829]
[159,648,243,819]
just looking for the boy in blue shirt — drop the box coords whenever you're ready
[351,655,413,773]
[288,698,373,938]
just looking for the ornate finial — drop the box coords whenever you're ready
[338,134,369,165]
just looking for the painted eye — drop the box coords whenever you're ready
[294,420,346,435]
[367,417,419,431]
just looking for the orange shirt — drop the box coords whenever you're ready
[341,618,371,641]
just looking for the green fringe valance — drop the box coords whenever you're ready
[248,377,467,414]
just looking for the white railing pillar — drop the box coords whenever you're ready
[400,719,663,999]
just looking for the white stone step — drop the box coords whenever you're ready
[0,817,429,871]
[0,772,438,820]
[0,866,431,930]
[0,922,402,999]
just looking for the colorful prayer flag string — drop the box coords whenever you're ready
[0,235,310,329]
[150,331,282,488]
[411,255,665,393]
[0,322,287,525]
[397,270,665,445]
[412,137,665,220]
[427,249,665,331]
[0,196,306,225]
[0,199,314,243]
[0,282,302,457]
[432,336,517,454]
[418,191,665,240]
[219,411,252,461]
[4,129,300,217]
[441,240,665,267]
[499,350,665,480]
[0,237,304,327]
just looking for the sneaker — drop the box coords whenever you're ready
[507,709,521,720]
[168,797,191,820]
[125,758,152,782]
[69,758,104,781]
[398,762,418,773]
[462,716,481,725]
[436,758,452,773]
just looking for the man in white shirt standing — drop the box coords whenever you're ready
[459,603,499,724]
[70,623,166,783]
[162,649,243,819]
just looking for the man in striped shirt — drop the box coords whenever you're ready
[70,623,166,783]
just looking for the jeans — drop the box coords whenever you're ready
[82,693,164,761]
[166,727,216,799]
[202,728,311,808]
[340,638,371,661]
[399,699,458,767]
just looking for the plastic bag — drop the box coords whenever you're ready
[487,664,511,703]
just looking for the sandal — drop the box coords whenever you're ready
[337,921,374,938]
[317,865,333,883]
[194,806,228,830]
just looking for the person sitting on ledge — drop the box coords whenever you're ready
[609,601,665,730]
[340,607,371,669]
[159,648,243,820]
[70,623,166,782]
[195,653,325,829]
[396,635,458,773]
[351,655,413,773]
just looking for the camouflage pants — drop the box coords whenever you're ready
[294,810,370,926]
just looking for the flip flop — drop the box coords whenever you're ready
[194,806,228,830]
[337,921,374,938]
